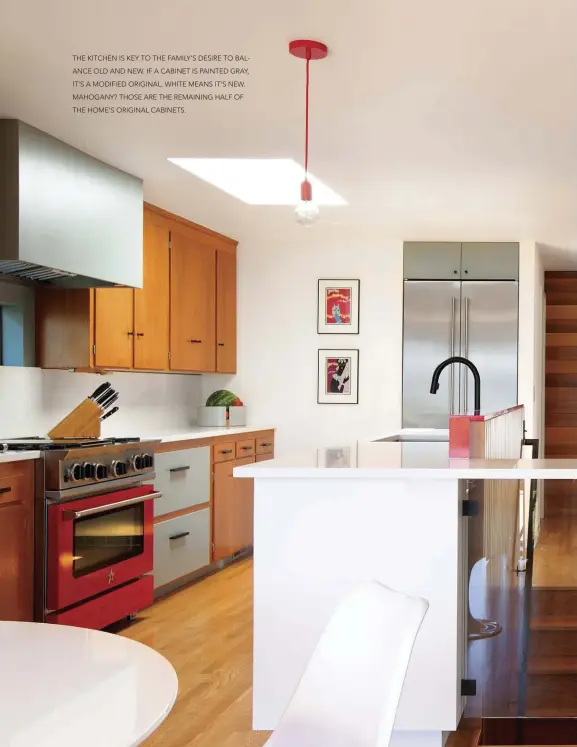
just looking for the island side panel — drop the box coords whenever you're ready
[252,476,464,733]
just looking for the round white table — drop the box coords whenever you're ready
[0,622,178,746]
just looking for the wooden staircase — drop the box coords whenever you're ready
[525,589,577,716]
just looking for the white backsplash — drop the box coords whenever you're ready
[0,367,203,438]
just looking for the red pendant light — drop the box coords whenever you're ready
[289,39,328,227]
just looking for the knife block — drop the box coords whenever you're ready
[47,398,102,440]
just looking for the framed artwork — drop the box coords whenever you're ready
[317,279,360,334]
[317,349,359,404]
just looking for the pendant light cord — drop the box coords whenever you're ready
[304,55,310,179]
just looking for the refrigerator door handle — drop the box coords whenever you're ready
[450,297,456,415]
[462,296,470,413]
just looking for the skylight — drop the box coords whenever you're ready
[167,158,347,206]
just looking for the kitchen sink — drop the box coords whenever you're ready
[374,432,449,443]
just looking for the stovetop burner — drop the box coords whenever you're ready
[0,437,141,452]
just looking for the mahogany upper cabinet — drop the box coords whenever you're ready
[169,225,216,372]
[35,203,237,374]
[216,249,237,374]
[94,209,170,370]
[133,211,170,371]
[93,287,134,369]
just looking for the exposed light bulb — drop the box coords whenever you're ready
[295,179,319,226]
[295,199,320,227]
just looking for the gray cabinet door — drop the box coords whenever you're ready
[460,243,519,280]
[460,281,518,416]
[153,509,211,589]
[152,446,210,517]
[402,281,461,428]
[403,242,462,280]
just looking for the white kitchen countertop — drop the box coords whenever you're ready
[144,425,275,443]
[0,425,275,464]
[233,428,577,480]
[0,451,42,463]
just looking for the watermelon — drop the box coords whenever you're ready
[206,390,242,406]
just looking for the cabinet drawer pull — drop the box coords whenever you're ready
[169,465,191,473]
[0,486,11,495]
[220,449,233,455]
[127,331,135,336]
[261,442,272,447]
[218,342,225,346]
[188,339,202,343]
[169,531,190,541]
[240,445,252,451]
[136,332,144,337]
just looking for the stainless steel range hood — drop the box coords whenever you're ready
[0,119,143,288]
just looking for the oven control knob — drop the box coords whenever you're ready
[67,463,84,482]
[132,454,145,471]
[95,463,108,480]
[83,462,96,479]
[112,460,128,477]
[143,453,153,469]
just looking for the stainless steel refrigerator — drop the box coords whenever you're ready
[402,242,519,429]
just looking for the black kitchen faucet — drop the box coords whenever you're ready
[430,356,481,416]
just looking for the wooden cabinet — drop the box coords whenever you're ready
[0,461,35,622]
[169,225,216,372]
[213,455,255,560]
[213,460,236,561]
[94,209,170,370]
[216,249,237,373]
[234,455,255,551]
[36,204,237,374]
[94,287,134,369]
[235,439,255,458]
[134,212,170,370]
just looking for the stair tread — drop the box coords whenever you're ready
[524,708,577,718]
[528,655,577,674]
[531,615,577,630]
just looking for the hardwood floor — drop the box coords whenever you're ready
[120,559,270,747]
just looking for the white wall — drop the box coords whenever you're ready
[0,367,202,438]
[203,228,404,453]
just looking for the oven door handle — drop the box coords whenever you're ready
[62,491,162,519]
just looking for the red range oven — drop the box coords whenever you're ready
[46,484,158,625]
[0,437,162,630]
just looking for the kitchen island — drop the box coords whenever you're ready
[234,426,577,747]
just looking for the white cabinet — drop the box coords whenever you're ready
[153,509,210,589]
[153,446,210,517]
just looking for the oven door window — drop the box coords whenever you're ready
[72,503,145,578]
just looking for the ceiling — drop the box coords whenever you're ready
[1,0,577,249]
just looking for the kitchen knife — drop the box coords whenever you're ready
[95,387,116,406]
[100,406,119,422]
[89,382,111,401]
[100,391,119,410]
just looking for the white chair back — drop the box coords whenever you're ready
[266,581,428,747]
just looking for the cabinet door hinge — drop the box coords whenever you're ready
[461,679,477,697]
[211,541,215,554]
[168,350,171,361]
[92,344,96,356]
[462,500,479,517]
[168,232,172,249]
